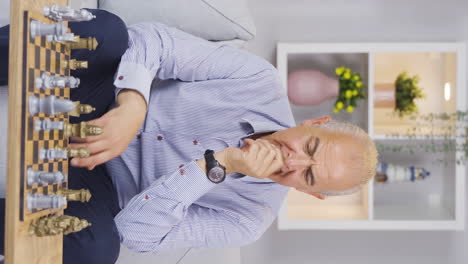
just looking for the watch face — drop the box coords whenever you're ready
[208,167,225,183]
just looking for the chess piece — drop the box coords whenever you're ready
[29,95,94,117]
[39,146,68,160]
[63,216,91,235]
[64,121,103,138]
[44,5,96,22]
[34,119,63,132]
[60,189,92,203]
[29,95,74,116]
[30,20,66,39]
[40,146,89,160]
[29,214,91,237]
[46,32,76,43]
[27,194,67,210]
[67,147,90,158]
[68,102,95,117]
[27,168,65,186]
[68,36,98,50]
[62,59,88,70]
[36,72,80,89]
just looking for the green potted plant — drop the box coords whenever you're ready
[394,72,426,118]
[333,66,366,113]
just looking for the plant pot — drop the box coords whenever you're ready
[374,83,395,108]
[287,70,339,106]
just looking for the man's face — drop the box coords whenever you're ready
[262,117,362,199]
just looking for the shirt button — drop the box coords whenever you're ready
[137,134,142,139]
[179,169,185,175]
[157,135,164,141]
[144,194,149,200]
[118,75,124,80]
[192,140,199,145]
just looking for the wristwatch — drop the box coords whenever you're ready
[204,149,226,184]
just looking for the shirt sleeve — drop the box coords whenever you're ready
[113,22,274,105]
[114,161,276,252]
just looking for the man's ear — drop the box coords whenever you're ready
[301,116,331,127]
[296,188,325,200]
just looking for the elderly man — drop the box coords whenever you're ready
[0,9,377,264]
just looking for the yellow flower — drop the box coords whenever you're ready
[345,90,353,99]
[356,81,362,88]
[353,75,360,81]
[335,67,345,76]
[333,108,339,113]
[344,72,351,80]
[336,101,344,109]
[352,90,358,96]
[347,105,354,113]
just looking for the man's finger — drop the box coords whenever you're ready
[264,148,284,177]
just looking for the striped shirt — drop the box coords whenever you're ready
[107,22,296,252]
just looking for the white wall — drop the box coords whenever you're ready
[242,0,468,264]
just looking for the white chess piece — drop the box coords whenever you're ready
[30,20,66,39]
[44,5,95,22]
[29,95,76,116]
[27,194,67,210]
[36,73,80,89]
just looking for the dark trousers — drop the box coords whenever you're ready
[0,9,129,264]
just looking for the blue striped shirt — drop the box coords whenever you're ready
[107,22,296,252]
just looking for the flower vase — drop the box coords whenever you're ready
[287,70,339,106]
[374,83,395,108]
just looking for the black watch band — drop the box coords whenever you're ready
[204,149,226,184]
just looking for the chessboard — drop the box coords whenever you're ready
[6,1,95,263]
[22,10,70,221]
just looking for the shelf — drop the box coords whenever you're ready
[276,42,466,230]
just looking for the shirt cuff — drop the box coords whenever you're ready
[113,62,154,105]
[148,161,216,205]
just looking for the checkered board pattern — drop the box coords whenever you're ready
[19,11,71,221]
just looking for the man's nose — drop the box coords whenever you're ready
[283,156,312,171]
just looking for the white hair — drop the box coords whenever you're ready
[312,120,378,197]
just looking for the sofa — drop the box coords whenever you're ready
[0,0,257,263]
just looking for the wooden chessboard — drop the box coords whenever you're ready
[6,1,69,263]
[23,10,71,222]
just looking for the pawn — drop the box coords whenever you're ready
[68,102,95,117]
[66,147,90,158]
[44,5,96,22]
[36,72,80,89]
[68,36,98,50]
[30,20,66,39]
[64,121,103,138]
[62,59,88,70]
[34,119,63,132]
[27,168,65,186]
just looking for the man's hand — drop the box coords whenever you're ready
[221,139,284,179]
[69,90,147,170]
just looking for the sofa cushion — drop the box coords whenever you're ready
[98,0,256,42]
